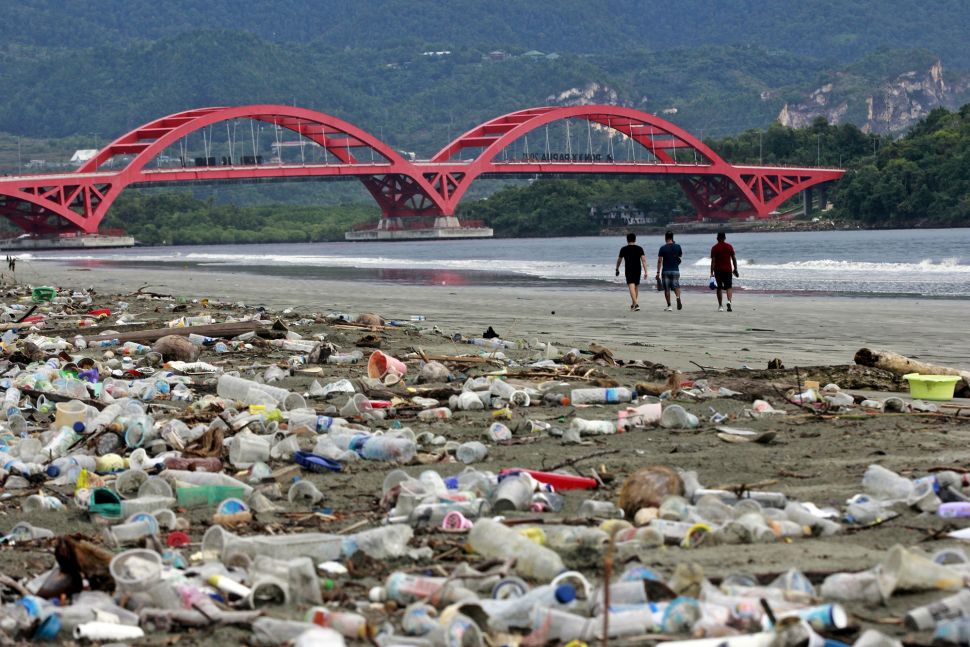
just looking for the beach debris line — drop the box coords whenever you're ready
[0,283,965,644]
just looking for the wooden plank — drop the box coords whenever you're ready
[81,320,265,344]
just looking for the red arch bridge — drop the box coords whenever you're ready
[0,104,844,239]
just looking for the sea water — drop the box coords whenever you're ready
[28,228,970,298]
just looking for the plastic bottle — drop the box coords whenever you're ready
[383,572,476,605]
[478,583,577,630]
[862,464,914,500]
[341,525,413,559]
[417,407,452,422]
[1,387,21,419]
[306,607,373,639]
[934,619,970,645]
[352,435,417,462]
[121,342,151,355]
[88,402,124,434]
[468,518,566,581]
[216,374,289,405]
[570,418,616,435]
[569,387,635,405]
[327,351,363,364]
[40,427,81,460]
[203,526,342,563]
[492,473,535,513]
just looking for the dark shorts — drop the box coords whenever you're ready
[625,272,640,286]
[715,271,733,290]
[661,271,680,290]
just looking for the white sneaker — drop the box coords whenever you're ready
[664,306,673,312]
[718,306,725,312]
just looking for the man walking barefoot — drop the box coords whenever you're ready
[656,231,683,311]
[615,232,647,311]
[710,231,739,311]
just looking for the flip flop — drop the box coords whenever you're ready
[633,304,640,311]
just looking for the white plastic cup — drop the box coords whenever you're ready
[109,549,163,594]
[23,494,63,513]
[660,405,700,429]
[229,432,271,467]
[288,480,324,506]
[456,441,489,464]
[492,473,534,513]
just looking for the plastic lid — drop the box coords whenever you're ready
[166,531,191,548]
[45,465,60,478]
[33,613,60,640]
[554,583,577,604]
[73,421,86,433]
[443,477,459,490]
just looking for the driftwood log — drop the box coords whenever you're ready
[855,348,970,397]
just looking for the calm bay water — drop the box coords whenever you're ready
[26,228,970,298]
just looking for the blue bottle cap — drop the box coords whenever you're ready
[45,465,60,477]
[554,584,577,604]
[73,421,86,433]
[33,613,61,640]
[443,477,459,490]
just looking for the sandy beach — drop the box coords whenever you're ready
[19,258,970,373]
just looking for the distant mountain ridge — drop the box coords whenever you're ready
[1,1,968,169]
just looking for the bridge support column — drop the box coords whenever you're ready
[377,217,404,231]
[433,216,461,229]
[803,187,812,217]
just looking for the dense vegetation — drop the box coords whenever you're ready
[833,105,970,226]
[6,0,970,66]
[99,193,377,245]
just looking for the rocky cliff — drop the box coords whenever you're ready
[778,61,970,135]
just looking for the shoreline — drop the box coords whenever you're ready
[17,258,970,373]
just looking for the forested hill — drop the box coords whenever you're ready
[6,0,970,66]
[2,1,970,150]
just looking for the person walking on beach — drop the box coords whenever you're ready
[615,232,647,311]
[710,231,739,311]
[656,231,683,311]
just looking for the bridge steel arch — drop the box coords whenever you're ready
[0,105,444,234]
[425,105,844,220]
[0,104,844,235]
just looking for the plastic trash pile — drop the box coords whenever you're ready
[0,283,967,645]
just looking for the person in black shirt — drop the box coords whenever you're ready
[615,232,647,311]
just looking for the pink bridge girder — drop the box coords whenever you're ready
[0,104,844,234]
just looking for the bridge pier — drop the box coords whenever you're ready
[803,187,812,217]
[346,214,493,241]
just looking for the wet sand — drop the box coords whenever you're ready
[19,258,970,372]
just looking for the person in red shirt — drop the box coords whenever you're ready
[709,231,739,311]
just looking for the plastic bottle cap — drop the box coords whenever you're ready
[368,586,386,602]
[554,584,577,604]
[73,421,86,433]
[33,613,60,640]
[166,531,191,547]
[45,465,60,478]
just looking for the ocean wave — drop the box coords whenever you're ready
[746,258,970,273]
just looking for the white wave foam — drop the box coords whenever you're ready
[747,258,970,273]
[693,257,752,266]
